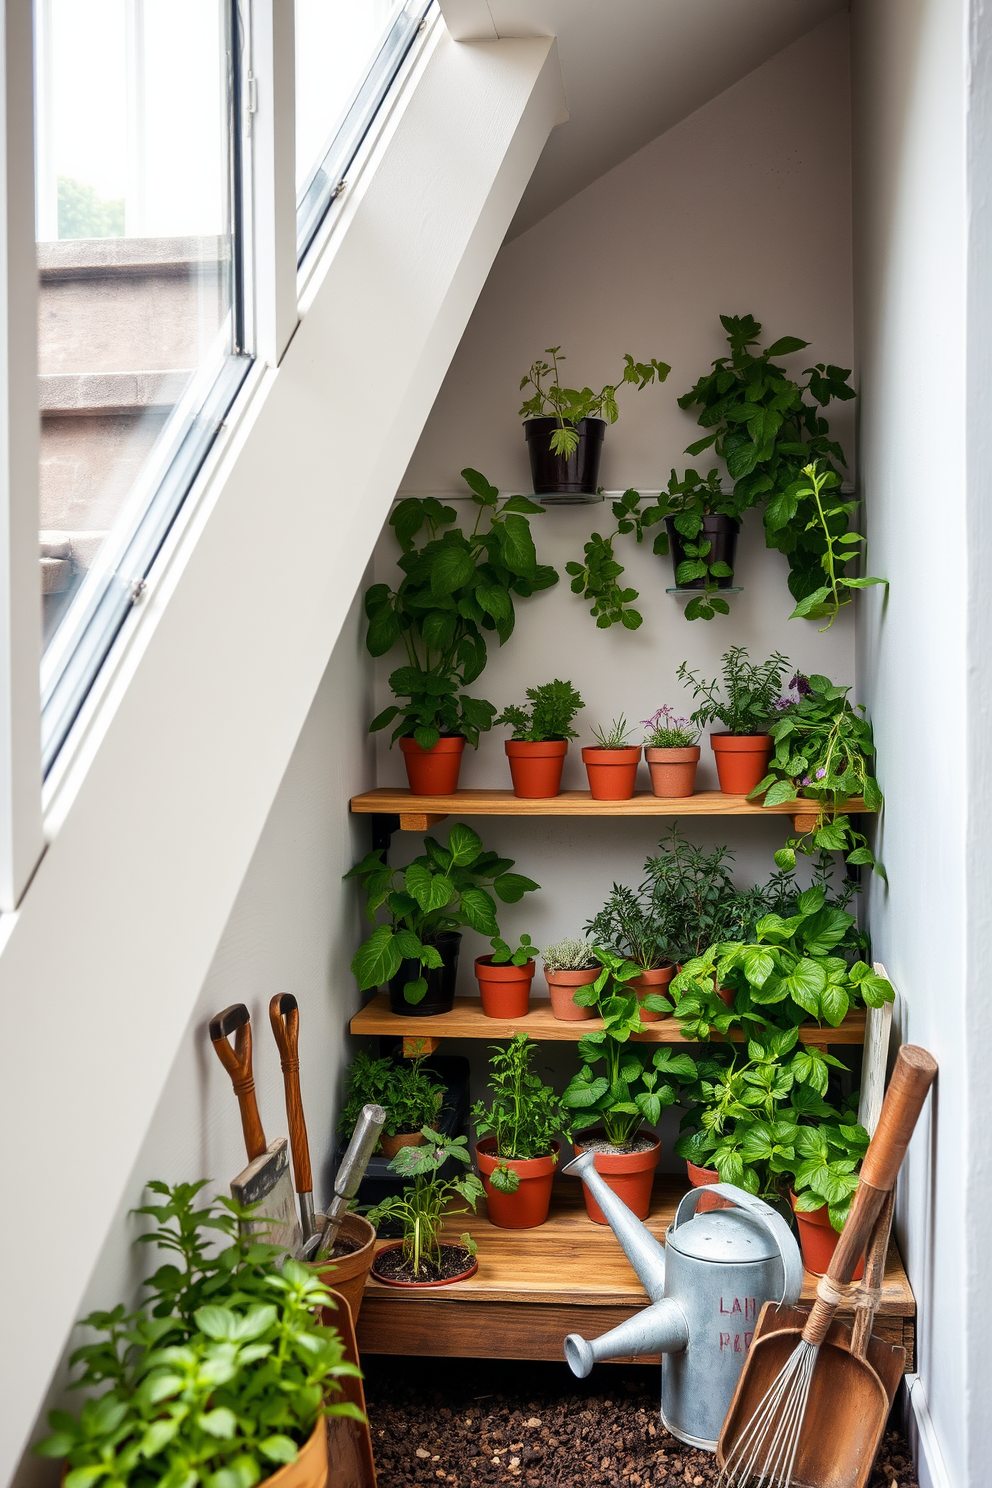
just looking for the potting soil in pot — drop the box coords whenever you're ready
[578,1133,657,1155]
[372,1243,475,1285]
[321,1234,361,1260]
[362,1355,919,1487]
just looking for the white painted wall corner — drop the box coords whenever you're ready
[903,1376,952,1488]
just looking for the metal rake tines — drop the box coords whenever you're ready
[718,1340,820,1488]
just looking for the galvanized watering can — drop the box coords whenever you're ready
[562,1150,803,1452]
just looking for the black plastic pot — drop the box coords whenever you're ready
[665,514,740,588]
[388,930,461,1016]
[524,416,605,502]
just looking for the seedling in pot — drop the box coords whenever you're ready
[487,932,537,967]
[471,1033,571,1194]
[366,1130,483,1283]
[589,716,634,749]
[519,345,670,457]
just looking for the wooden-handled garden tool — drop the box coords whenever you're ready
[268,993,316,1243]
[716,1043,937,1488]
[210,1003,303,1257]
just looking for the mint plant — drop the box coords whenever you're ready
[791,1119,870,1230]
[487,932,537,966]
[519,345,670,457]
[471,1034,571,1192]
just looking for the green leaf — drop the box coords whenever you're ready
[459,887,499,935]
[431,544,476,596]
[404,863,455,912]
[258,1438,299,1466]
[446,822,484,865]
[366,606,400,656]
[352,925,403,990]
[461,467,500,505]
[199,1408,239,1440]
[493,872,540,903]
[766,336,809,356]
[403,976,428,1005]
[498,514,537,577]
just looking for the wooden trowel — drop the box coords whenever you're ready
[210,1003,303,1256]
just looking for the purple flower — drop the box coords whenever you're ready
[816,767,826,779]
[789,672,812,696]
[801,776,811,786]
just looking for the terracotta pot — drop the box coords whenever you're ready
[581,745,642,800]
[475,954,535,1017]
[573,1129,661,1224]
[398,734,465,794]
[370,1240,479,1287]
[476,1137,559,1229]
[545,963,599,1021]
[710,733,773,795]
[686,1158,733,1213]
[505,739,568,797]
[628,963,674,1022]
[260,1417,328,1488]
[380,1129,427,1159]
[311,1212,377,1326]
[645,745,700,798]
[790,1192,865,1280]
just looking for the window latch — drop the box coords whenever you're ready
[246,73,258,116]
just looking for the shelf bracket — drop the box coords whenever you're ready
[790,811,819,834]
[398,812,448,832]
[401,1035,440,1059]
[371,813,401,854]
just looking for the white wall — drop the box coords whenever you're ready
[851,2,970,1484]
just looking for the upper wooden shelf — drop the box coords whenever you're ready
[350,787,869,834]
[350,993,866,1047]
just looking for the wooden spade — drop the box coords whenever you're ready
[210,1003,303,1256]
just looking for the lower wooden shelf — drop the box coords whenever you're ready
[354,1176,916,1369]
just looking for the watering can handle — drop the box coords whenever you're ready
[673,1184,804,1306]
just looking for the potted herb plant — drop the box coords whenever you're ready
[581,716,642,799]
[471,1033,571,1228]
[495,678,585,797]
[519,345,669,500]
[585,886,674,1021]
[364,470,558,793]
[641,706,701,797]
[36,1181,362,1488]
[677,646,790,793]
[749,669,885,876]
[541,937,600,1021]
[337,1051,444,1158]
[563,966,696,1222]
[788,1119,870,1276]
[474,932,538,1018]
[366,1129,484,1286]
[347,822,539,1016]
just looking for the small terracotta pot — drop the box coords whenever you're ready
[545,963,600,1021]
[505,739,568,797]
[476,1137,559,1228]
[790,1192,865,1279]
[628,963,674,1022]
[370,1241,479,1287]
[261,1416,328,1488]
[399,734,465,794]
[574,1129,661,1223]
[311,1212,377,1326]
[686,1158,733,1213]
[581,745,642,800]
[380,1129,427,1159]
[710,733,773,794]
[475,955,536,1018]
[645,745,700,798]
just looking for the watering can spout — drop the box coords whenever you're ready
[561,1149,668,1302]
[565,1297,689,1376]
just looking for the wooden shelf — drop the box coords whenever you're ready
[355,1177,915,1368]
[351,993,866,1049]
[350,787,869,834]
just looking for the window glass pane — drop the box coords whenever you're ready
[295,0,431,263]
[37,0,249,768]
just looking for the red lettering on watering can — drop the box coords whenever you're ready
[718,1327,757,1353]
[719,1296,758,1320]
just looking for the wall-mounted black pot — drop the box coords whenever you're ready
[524,416,605,503]
[388,929,461,1016]
[665,514,740,588]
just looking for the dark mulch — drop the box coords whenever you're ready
[370,1244,476,1285]
[363,1355,919,1487]
[325,1234,361,1259]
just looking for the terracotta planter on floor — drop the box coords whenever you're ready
[645,745,700,798]
[573,1130,661,1223]
[686,1159,733,1213]
[581,745,642,800]
[505,739,568,797]
[629,963,674,1022]
[399,734,465,794]
[545,964,599,1021]
[476,1137,559,1228]
[312,1212,377,1326]
[710,733,773,795]
[380,1130,427,1159]
[475,955,535,1018]
[790,1192,865,1279]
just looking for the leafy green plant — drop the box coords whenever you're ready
[36,1182,361,1488]
[563,950,696,1147]
[495,678,585,741]
[639,828,763,962]
[791,1119,870,1230]
[677,646,790,735]
[784,462,887,628]
[590,716,634,749]
[670,884,894,1032]
[542,938,598,972]
[585,883,671,971]
[346,822,539,1004]
[364,469,558,750]
[337,1051,443,1144]
[750,670,884,877]
[487,931,537,966]
[365,1130,484,1280]
[641,706,699,749]
[471,1034,571,1192]
[519,345,670,457]
[564,488,657,630]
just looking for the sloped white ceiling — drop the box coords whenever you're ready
[452,0,848,234]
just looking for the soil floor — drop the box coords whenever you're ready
[363,1355,919,1487]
